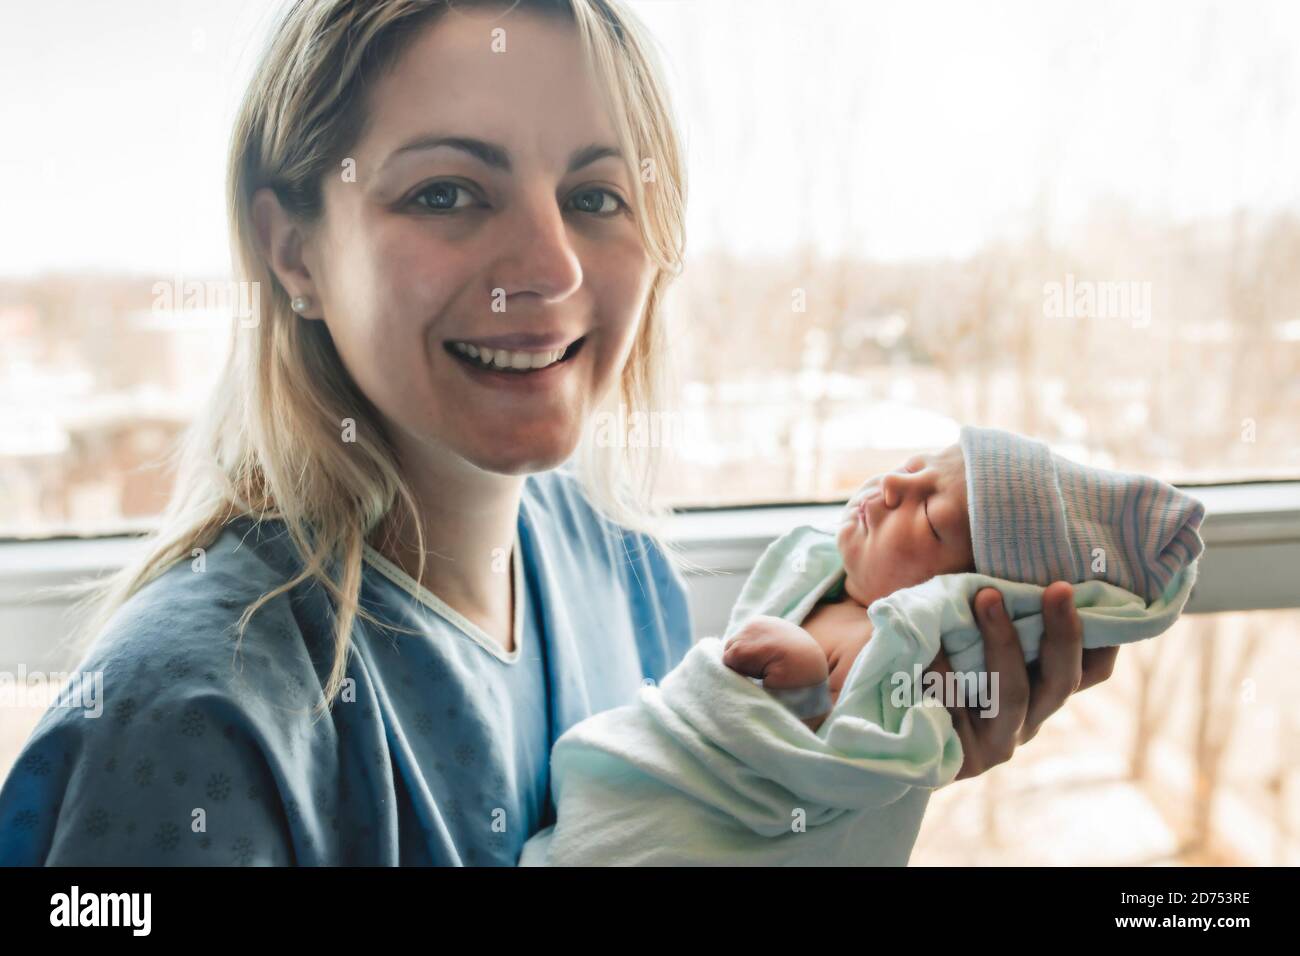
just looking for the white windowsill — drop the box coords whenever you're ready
[0,482,1297,668]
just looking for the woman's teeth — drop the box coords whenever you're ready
[449,340,572,372]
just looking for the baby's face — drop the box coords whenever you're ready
[834,442,976,607]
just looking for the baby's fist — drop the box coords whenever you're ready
[722,615,830,689]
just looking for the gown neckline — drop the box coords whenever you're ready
[361,529,525,665]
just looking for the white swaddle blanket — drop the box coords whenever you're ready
[518,523,1200,866]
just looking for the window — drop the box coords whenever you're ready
[643,0,1300,507]
[2,2,1299,535]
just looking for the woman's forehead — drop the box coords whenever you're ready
[359,10,616,167]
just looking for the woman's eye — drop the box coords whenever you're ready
[411,181,476,213]
[568,187,625,216]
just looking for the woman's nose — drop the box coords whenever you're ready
[493,197,584,304]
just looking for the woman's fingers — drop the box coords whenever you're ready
[927,586,1098,780]
[926,583,1122,781]
[971,588,1031,767]
[1019,581,1083,744]
[1079,644,1119,692]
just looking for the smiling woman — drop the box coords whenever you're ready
[270,11,662,503]
[0,0,694,866]
[129,0,685,700]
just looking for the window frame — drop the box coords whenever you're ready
[0,481,1297,668]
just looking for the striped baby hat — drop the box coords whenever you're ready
[958,425,1207,603]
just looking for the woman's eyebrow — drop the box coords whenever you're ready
[566,142,624,173]
[379,134,622,175]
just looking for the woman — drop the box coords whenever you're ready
[0,0,1110,865]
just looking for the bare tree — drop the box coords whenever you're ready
[1187,615,1265,857]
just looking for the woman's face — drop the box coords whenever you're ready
[835,443,976,606]
[296,9,654,476]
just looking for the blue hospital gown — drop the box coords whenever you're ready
[0,468,694,865]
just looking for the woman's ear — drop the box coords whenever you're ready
[251,186,322,319]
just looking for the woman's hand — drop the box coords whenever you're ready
[927,581,1117,781]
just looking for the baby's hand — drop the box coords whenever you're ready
[722,615,829,687]
[722,616,832,730]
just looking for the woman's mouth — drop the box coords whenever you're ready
[443,335,587,386]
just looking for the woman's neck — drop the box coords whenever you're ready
[369,447,525,625]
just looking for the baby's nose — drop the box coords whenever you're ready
[868,484,900,512]
[879,473,905,504]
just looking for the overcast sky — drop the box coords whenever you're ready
[2,0,1297,277]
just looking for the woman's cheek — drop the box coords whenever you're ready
[328,295,430,429]
[590,232,654,323]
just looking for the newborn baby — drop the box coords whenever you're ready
[722,442,974,731]
[519,424,1206,865]
[722,426,1207,732]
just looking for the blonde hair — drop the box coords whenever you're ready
[57,0,697,717]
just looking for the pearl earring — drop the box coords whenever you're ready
[291,295,311,315]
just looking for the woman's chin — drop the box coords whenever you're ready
[464,433,580,477]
